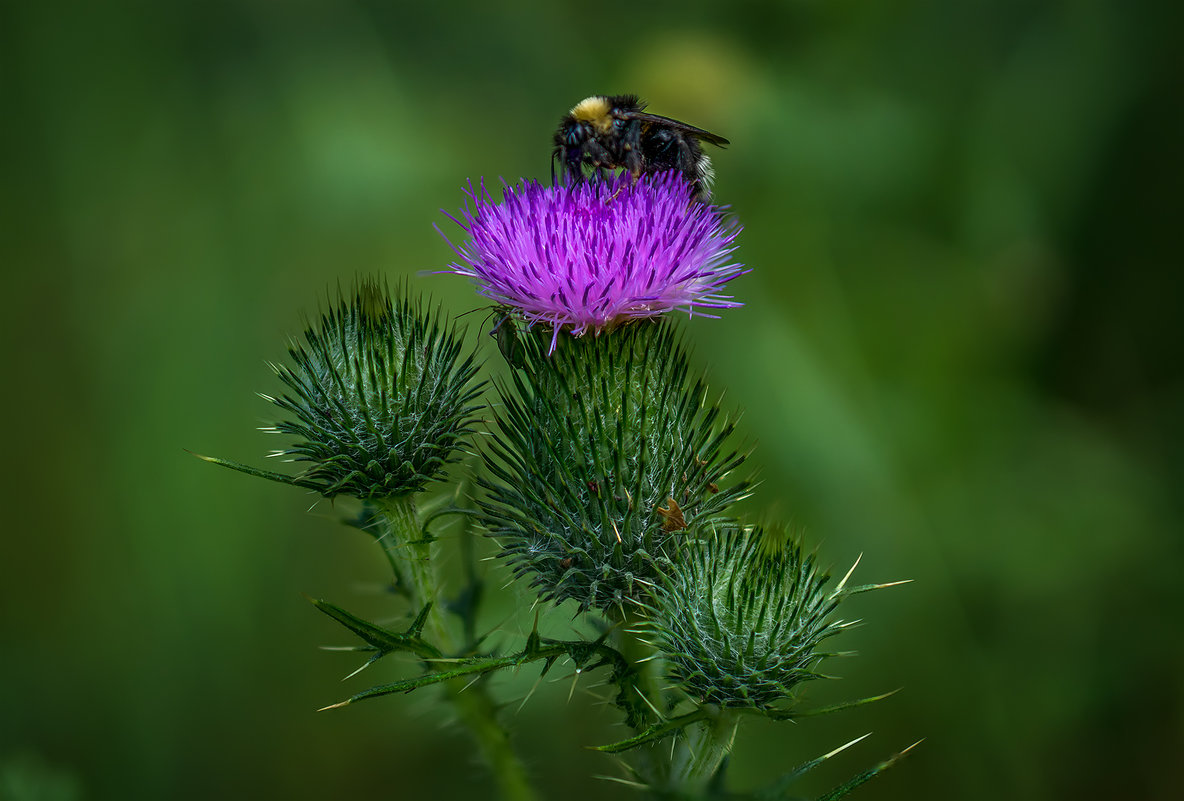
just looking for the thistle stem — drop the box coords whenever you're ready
[371,496,444,640]
[447,682,537,801]
[610,607,671,787]
[612,607,663,724]
[611,608,739,795]
[667,706,739,793]
[370,495,537,801]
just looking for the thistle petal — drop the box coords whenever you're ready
[442,172,747,344]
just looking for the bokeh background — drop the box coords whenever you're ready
[3,0,1181,799]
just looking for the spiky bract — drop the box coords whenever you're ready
[264,279,483,498]
[480,319,749,612]
[650,526,851,709]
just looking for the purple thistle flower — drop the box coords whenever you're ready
[440,172,747,347]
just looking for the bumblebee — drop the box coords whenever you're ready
[552,94,729,202]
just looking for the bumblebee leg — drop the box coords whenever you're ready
[623,120,643,173]
[556,146,587,188]
[676,139,712,201]
[582,141,616,186]
[674,139,696,185]
[608,174,630,202]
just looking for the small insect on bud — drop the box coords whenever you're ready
[657,497,687,532]
[491,310,527,370]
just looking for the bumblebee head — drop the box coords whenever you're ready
[552,94,647,175]
[569,96,615,134]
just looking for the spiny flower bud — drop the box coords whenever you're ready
[480,319,750,613]
[208,279,483,499]
[649,525,863,710]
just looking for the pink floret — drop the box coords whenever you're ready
[441,172,747,341]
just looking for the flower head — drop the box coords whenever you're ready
[264,281,483,499]
[479,321,750,613]
[649,526,854,709]
[441,172,746,345]
[201,279,484,499]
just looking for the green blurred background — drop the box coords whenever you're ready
[3,0,1181,798]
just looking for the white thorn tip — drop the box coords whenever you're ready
[899,739,925,755]
[823,731,872,759]
[341,662,372,682]
[592,775,648,789]
[836,553,862,593]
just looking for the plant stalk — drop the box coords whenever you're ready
[612,607,740,796]
[611,607,672,788]
[667,706,740,794]
[371,495,537,801]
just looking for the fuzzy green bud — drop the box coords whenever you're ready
[207,279,483,499]
[650,525,855,710]
[480,318,750,612]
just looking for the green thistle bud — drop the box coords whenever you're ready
[649,525,860,710]
[205,279,483,499]
[480,318,750,613]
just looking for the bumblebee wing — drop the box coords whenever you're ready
[619,111,730,146]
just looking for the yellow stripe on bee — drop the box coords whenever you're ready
[570,96,614,133]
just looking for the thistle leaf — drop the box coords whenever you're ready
[815,740,922,801]
[755,734,872,800]
[308,597,442,661]
[763,689,902,721]
[592,708,710,753]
